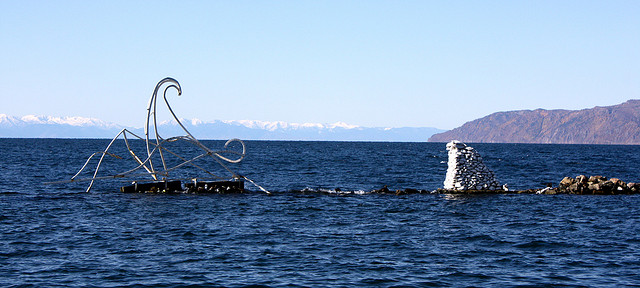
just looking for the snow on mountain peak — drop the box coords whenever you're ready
[11,114,119,128]
[216,119,359,131]
[0,114,19,126]
[328,121,359,129]
[2,113,364,132]
[0,113,442,140]
[191,118,204,126]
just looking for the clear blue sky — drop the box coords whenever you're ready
[1,1,638,129]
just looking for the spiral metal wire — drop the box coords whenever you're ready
[51,77,269,194]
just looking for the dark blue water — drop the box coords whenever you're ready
[1,139,640,287]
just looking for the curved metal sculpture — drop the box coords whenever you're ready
[58,77,268,194]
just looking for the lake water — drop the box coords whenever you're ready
[1,139,639,287]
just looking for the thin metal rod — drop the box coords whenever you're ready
[58,77,268,194]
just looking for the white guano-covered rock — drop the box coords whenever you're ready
[443,140,502,191]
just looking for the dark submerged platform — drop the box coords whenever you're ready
[120,180,183,193]
[185,180,244,193]
[120,180,244,193]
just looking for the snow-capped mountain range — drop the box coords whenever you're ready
[0,114,443,141]
[215,119,359,131]
[0,114,120,128]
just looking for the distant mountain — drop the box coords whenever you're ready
[155,119,443,141]
[0,114,126,138]
[0,114,444,141]
[428,100,640,144]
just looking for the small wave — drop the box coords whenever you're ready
[298,187,371,195]
[445,270,494,280]
[359,277,401,285]
[0,249,61,258]
[111,249,144,255]
[0,191,19,195]
[182,231,197,238]
[513,239,573,249]
[464,234,497,242]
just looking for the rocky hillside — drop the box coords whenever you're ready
[428,100,640,144]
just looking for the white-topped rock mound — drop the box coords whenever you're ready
[443,140,502,191]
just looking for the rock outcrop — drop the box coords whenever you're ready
[443,140,502,191]
[555,175,640,195]
[428,99,640,144]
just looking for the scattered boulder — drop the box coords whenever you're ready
[373,185,391,193]
[629,183,640,193]
[560,176,575,187]
[443,140,502,191]
[401,188,420,195]
[372,186,427,195]
[557,175,637,195]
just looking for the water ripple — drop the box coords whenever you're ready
[2,140,640,287]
